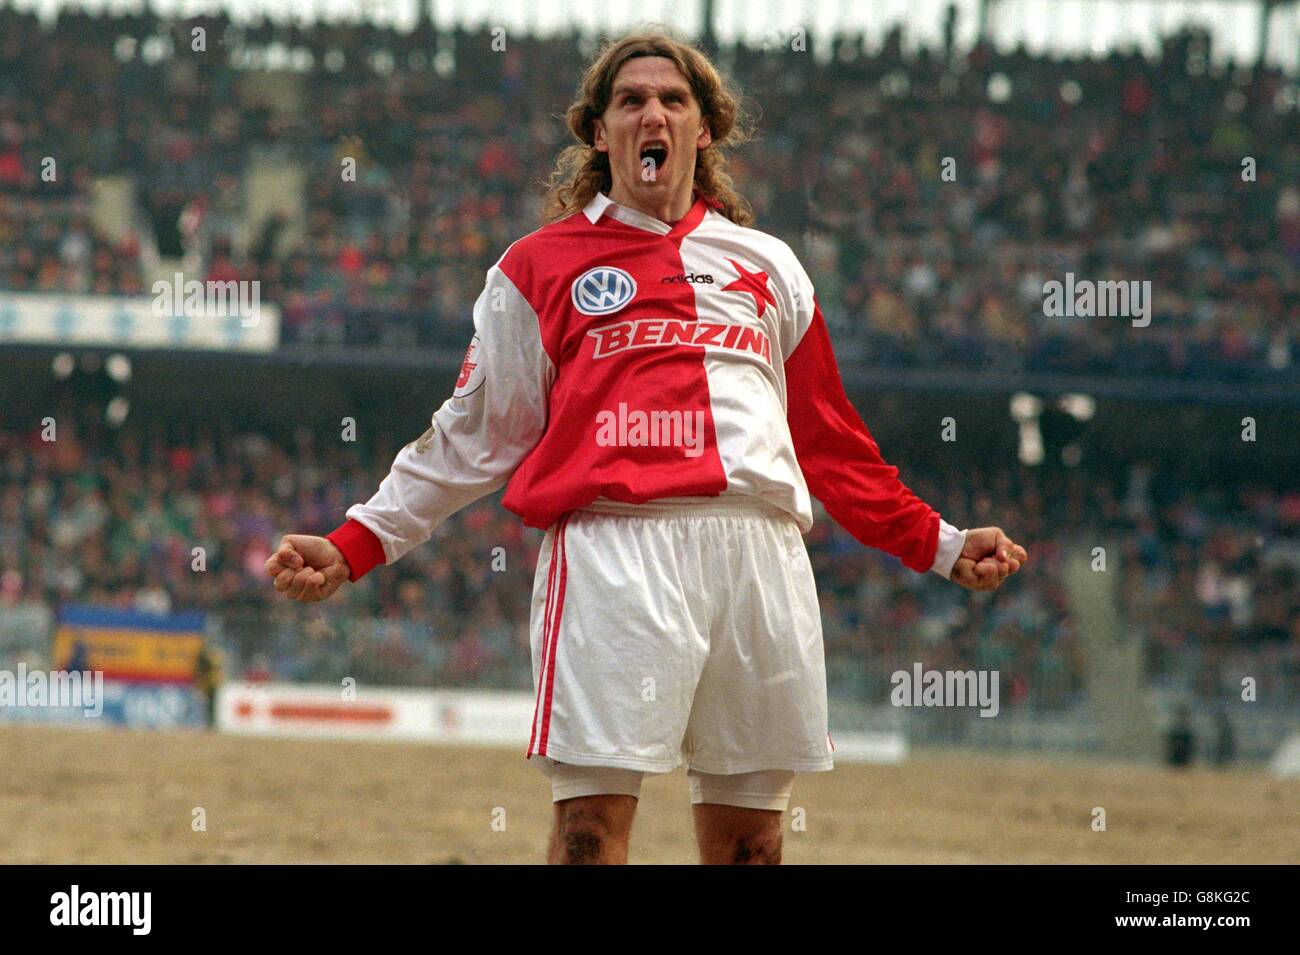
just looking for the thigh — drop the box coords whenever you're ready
[537,756,645,803]
[684,515,833,774]
[526,512,709,772]
[688,765,794,865]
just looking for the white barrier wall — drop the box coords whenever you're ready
[0,290,280,351]
[217,683,536,746]
[1269,733,1300,778]
[830,731,908,765]
[217,682,908,763]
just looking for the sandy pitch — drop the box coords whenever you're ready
[2,725,1295,864]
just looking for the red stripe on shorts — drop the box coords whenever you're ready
[537,514,571,756]
[526,519,563,757]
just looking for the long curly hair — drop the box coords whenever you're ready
[539,30,756,227]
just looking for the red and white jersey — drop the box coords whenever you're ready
[328,189,966,581]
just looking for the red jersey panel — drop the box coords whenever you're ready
[327,190,965,581]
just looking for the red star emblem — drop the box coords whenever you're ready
[721,258,776,317]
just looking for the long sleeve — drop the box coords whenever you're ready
[327,255,554,581]
[783,290,965,578]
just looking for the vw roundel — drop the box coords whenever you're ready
[571,266,637,316]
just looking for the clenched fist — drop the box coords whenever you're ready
[951,527,1028,592]
[265,534,351,602]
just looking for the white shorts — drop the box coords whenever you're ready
[524,496,834,777]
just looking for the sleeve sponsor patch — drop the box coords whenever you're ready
[453,333,485,397]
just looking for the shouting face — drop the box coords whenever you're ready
[593,55,713,222]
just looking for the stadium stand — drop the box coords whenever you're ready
[1,401,1294,722]
[0,6,1295,758]
[0,6,1295,380]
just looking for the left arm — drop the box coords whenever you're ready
[782,280,1025,588]
[783,294,966,578]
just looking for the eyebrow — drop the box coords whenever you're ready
[612,82,691,100]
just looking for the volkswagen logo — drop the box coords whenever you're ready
[571,266,637,316]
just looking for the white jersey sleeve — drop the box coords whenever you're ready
[331,257,554,574]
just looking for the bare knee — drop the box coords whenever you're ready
[550,795,636,865]
[560,808,611,864]
[727,826,782,864]
[694,805,784,864]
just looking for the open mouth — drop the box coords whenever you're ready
[639,143,669,175]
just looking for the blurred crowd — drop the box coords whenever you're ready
[0,6,1295,719]
[0,6,1296,378]
[1,403,1295,712]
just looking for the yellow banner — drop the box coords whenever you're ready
[53,627,203,682]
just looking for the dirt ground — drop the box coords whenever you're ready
[1,724,1295,864]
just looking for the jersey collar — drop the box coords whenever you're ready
[583,189,710,240]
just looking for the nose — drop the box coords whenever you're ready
[641,96,668,129]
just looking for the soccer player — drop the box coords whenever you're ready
[265,31,1027,865]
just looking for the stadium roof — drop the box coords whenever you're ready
[9,0,1300,72]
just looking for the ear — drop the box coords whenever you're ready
[696,117,713,151]
[593,117,608,154]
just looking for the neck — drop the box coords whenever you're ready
[606,180,696,224]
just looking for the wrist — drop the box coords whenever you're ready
[930,519,967,580]
[325,519,385,582]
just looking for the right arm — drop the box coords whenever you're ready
[267,254,553,598]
